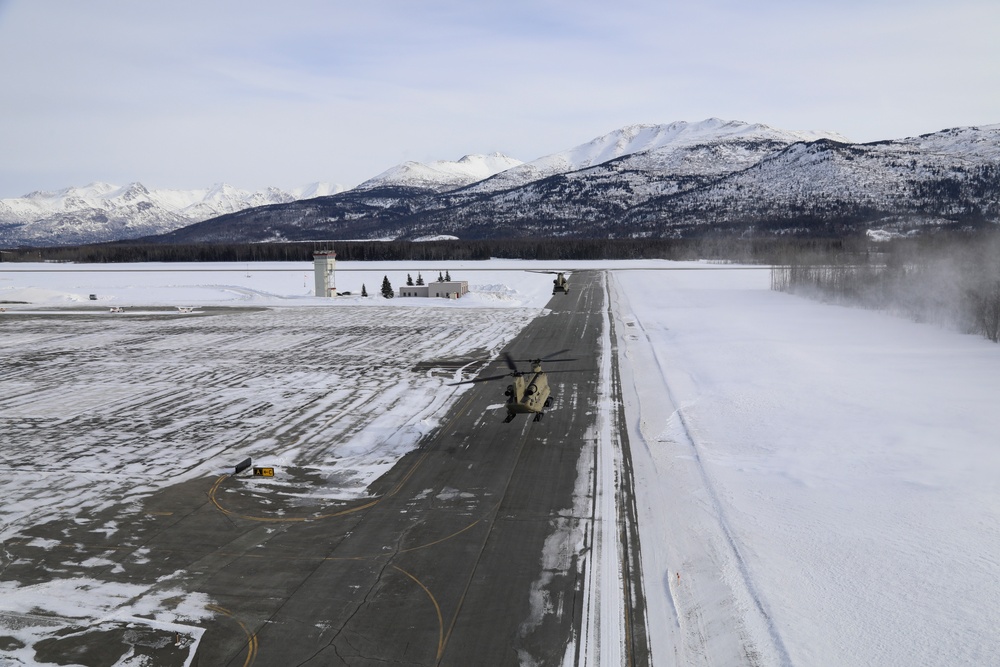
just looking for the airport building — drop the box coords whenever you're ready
[398,280,469,299]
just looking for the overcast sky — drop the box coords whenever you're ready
[1,0,998,198]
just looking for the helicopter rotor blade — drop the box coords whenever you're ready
[447,372,512,386]
[503,352,518,371]
[509,349,577,364]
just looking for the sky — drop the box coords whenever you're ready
[2,0,999,198]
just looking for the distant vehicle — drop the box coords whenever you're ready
[450,351,576,422]
[109,306,124,313]
[89,294,97,300]
[176,306,197,313]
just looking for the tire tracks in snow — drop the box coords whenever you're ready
[602,272,652,667]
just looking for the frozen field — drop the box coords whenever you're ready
[2,259,999,665]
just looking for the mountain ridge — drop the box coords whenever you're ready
[4,118,999,246]
[0,181,347,246]
[356,152,524,192]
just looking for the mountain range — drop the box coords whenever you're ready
[4,118,999,246]
[0,181,345,247]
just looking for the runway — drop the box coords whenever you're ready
[2,271,649,666]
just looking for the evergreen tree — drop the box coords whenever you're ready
[361,283,368,297]
[406,273,414,286]
[438,271,444,282]
[380,275,394,299]
[416,272,424,285]
[445,270,451,281]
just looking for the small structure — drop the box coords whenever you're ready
[399,279,469,299]
[313,250,337,297]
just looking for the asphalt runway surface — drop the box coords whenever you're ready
[2,271,648,666]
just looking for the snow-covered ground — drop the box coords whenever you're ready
[2,259,998,665]
[609,267,1000,666]
[0,260,566,310]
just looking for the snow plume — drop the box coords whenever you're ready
[773,233,1000,342]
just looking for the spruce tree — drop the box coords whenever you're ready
[438,271,444,282]
[361,283,368,297]
[445,270,451,281]
[380,275,394,299]
[416,273,424,285]
[406,273,414,286]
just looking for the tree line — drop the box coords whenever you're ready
[0,236,870,264]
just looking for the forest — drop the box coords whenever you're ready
[0,236,867,264]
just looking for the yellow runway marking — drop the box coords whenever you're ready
[392,565,445,661]
[206,604,258,667]
[397,516,484,553]
[386,449,431,497]
[190,392,483,662]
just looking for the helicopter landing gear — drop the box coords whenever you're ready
[544,397,552,408]
[533,412,543,422]
[503,413,516,423]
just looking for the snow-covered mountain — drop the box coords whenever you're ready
[7,118,1000,246]
[179,119,999,243]
[421,119,857,235]
[355,152,523,192]
[0,181,347,246]
[465,119,849,194]
[618,123,1000,235]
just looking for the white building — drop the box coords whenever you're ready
[398,280,469,299]
[313,251,336,297]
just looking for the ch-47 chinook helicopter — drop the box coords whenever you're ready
[528,270,569,294]
[451,351,576,422]
[551,272,569,294]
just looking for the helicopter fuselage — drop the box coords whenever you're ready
[504,364,552,421]
[552,273,569,294]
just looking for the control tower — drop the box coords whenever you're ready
[313,250,336,297]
